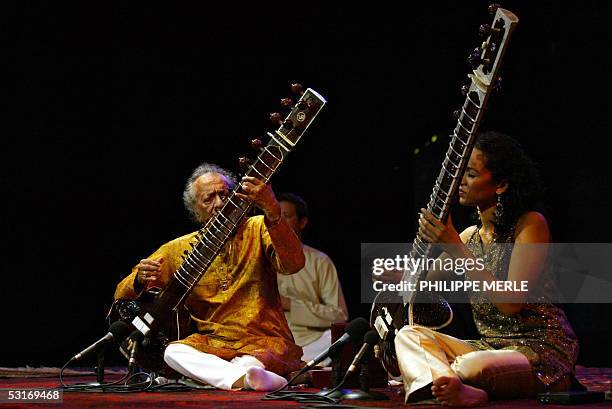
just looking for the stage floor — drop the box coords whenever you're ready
[0,366,609,408]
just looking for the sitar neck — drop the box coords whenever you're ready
[154,87,326,315]
[405,7,518,293]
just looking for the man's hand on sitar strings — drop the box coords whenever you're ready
[235,176,282,224]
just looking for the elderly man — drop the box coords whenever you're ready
[114,163,305,391]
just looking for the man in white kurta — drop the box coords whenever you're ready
[276,194,349,363]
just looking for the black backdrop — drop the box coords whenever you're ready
[3,1,611,367]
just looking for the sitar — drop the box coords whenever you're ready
[370,5,519,377]
[110,84,326,373]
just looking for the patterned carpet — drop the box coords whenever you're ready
[0,366,126,378]
[0,366,609,408]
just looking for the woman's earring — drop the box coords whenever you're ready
[495,194,504,220]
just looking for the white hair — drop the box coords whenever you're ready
[182,163,237,222]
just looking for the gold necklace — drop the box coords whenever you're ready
[478,226,496,262]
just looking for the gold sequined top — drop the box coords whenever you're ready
[465,228,579,386]
[114,215,303,375]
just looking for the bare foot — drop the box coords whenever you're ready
[243,366,287,391]
[431,376,488,407]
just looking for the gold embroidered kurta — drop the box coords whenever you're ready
[114,215,303,375]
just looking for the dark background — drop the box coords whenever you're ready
[3,1,611,367]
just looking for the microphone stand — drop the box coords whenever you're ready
[83,349,106,387]
[127,336,142,381]
[317,355,347,399]
[340,349,388,401]
[95,349,105,384]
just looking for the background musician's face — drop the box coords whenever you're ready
[279,200,308,239]
[458,148,506,208]
[193,172,231,223]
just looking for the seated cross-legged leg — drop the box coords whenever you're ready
[451,349,536,400]
[164,343,287,391]
[394,325,478,403]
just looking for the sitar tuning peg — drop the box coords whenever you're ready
[270,112,294,129]
[280,98,293,108]
[250,139,264,151]
[290,83,304,95]
[468,47,482,68]
[479,23,502,39]
[452,110,461,120]
[461,84,470,96]
[269,112,283,125]
[479,24,492,37]
[488,3,501,15]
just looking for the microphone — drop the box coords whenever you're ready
[127,330,144,371]
[303,317,370,371]
[346,330,379,376]
[72,321,130,361]
[338,330,388,401]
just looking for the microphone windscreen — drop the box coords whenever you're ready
[109,321,130,341]
[345,317,370,343]
[363,330,380,346]
[130,330,144,342]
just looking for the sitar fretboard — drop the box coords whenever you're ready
[401,8,519,304]
[152,88,326,317]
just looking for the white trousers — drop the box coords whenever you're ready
[164,343,265,390]
[394,325,534,401]
[300,329,332,365]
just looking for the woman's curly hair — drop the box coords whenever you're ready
[473,131,544,239]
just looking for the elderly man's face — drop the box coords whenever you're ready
[193,172,231,223]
